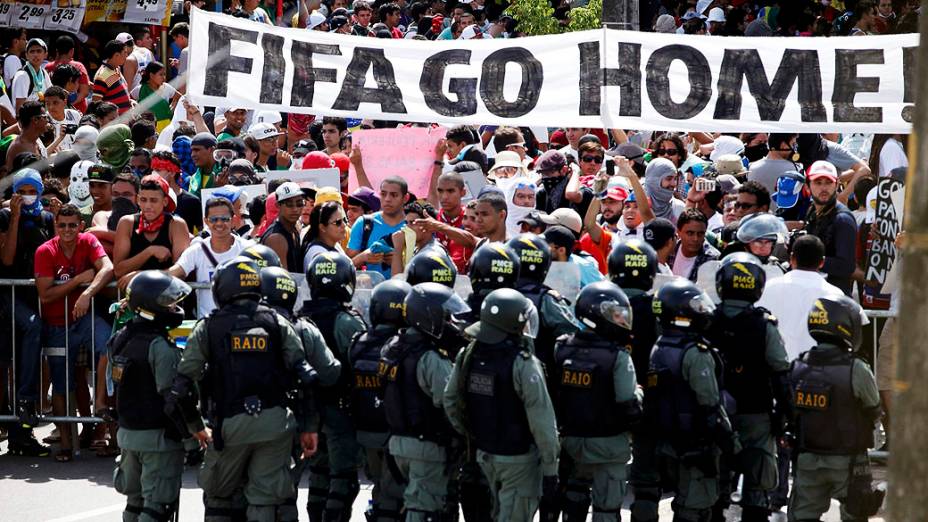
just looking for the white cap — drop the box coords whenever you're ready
[707,7,726,23]
[275,181,304,202]
[308,11,327,29]
[249,122,282,140]
[255,110,282,125]
[115,32,134,45]
[459,24,482,40]
[709,135,745,162]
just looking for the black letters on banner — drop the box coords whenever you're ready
[204,22,258,97]
[260,33,285,104]
[332,47,407,113]
[646,45,711,119]
[714,49,827,122]
[902,46,916,122]
[865,178,903,284]
[833,49,884,123]
[479,48,542,118]
[290,41,341,107]
[578,42,641,117]
[419,50,478,117]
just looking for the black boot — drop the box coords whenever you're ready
[307,502,325,522]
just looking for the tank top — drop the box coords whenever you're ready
[129,213,175,271]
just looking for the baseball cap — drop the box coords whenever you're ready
[807,160,838,182]
[308,11,327,29]
[459,24,482,39]
[534,150,567,174]
[715,174,742,195]
[302,151,336,170]
[775,174,805,209]
[709,135,745,162]
[87,164,115,184]
[314,186,343,205]
[330,152,350,174]
[543,225,577,250]
[115,33,134,45]
[249,122,282,141]
[254,110,282,125]
[681,10,701,21]
[213,185,244,203]
[606,143,646,166]
[329,15,350,31]
[191,132,217,149]
[347,186,381,212]
[706,7,726,23]
[539,208,582,236]
[517,210,546,229]
[644,218,676,249]
[602,185,629,202]
[275,181,304,203]
[26,38,47,51]
[714,154,747,177]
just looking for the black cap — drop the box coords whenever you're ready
[192,132,217,148]
[643,218,676,250]
[88,163,115,184]
[543,225,576,251]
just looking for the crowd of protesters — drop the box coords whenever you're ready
[0,1,909,505]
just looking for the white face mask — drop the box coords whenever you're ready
[20,195,37,205]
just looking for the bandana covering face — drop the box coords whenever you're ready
[72,126,99,161]
[644,158,678,220]
[96,124,135,171]
[13,169,44,217]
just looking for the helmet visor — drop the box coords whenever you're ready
[689,292,716,315]
[157,278,192,308]
[441,292,471,317]
[600,300,633,331]
[736,213,789,243]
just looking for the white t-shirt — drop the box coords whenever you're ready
[10,66,51,103]
[671,247,697,279]
[3,54,22,90]
[878,137,907,178]
[176,235,254,318]
[707,211,725,234]
[303,242,346,272]
[51,108,82,151]
[129,47,155,92]
[178,47,189,76]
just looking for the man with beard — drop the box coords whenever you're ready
[803,161,857,296]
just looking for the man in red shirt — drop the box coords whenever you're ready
[44,35,91,113]
[419,171,477,274]
[35,204,114,462]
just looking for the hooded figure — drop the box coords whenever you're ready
[644,157,679,221]
[72,126,99,161]
[13,169,44,217]
[504,177,537,238]
[96,124,135,172]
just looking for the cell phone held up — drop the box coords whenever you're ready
[694,177,716,193]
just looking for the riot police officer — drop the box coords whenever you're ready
[465,242,521,318]
[260,266,343,518]
[299,252,367,522]
[405,247,457,288]
[348,279,411,522]
[381,282,469,522]
[608,239,661,522]
[168,257,317,522]
[241,243,282,268]
[552,281,643,522]
[110,271,191,522]
[705,253,790,522]
[788,295,882,522]
[646,278,737,522]
[444,288,560,522]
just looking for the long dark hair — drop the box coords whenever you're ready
[141,61,166,85]
[306,201,344,244]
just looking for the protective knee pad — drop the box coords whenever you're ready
[278,502,299,522]
[630,494,660,522]
[592,505,621,522]
[204,506,246,522]
[306,501,325,522]
[563,496,591,522]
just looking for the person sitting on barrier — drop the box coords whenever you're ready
[34,203,114,462]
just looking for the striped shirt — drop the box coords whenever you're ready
[92,63,131,114]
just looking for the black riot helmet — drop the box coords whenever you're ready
[608,239,658,291]
[465,288,539,343]
[127,270,191,328]
[507,234,552,283]
[716,252,767,303]
[808,295,863,351]
[469,242,521,295]
[404,282,471,339]
[260,266,298,313]
[405,247,457,288]
[240,243,282,268]
[652,278,716,332]
[307,251,356,303]
[370,279,413,327]
[575,280,633,343]
[212,256,263,307]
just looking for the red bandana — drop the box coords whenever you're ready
[137,212,167,234]
[151,157,180,174]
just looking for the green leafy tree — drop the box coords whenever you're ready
[506,0,565,36]
[567,0,603,32]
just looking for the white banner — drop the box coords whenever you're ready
[187,8,918,133]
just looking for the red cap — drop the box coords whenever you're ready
[602,185,629,201]
[807,160,838,182]
[330,152,350,173]
[302,151,336,170]
[140,174,176,212]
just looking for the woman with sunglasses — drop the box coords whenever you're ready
[303,200,349,270]
[649,132,687,168]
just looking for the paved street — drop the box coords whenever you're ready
[1,425,886,521]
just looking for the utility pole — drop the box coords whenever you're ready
[888,1,928,520]
[602,0,639,31]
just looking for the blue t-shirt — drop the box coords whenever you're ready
[570,252,605,288]
[348,211,405,278]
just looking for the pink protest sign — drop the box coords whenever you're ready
[348,126,446,198]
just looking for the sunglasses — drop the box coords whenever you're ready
[506,142,526,150]
[580,155,604,163]
[656,148,681,156]
[328,217,349,226]
[208,215,232,224]
[56,222,79,229]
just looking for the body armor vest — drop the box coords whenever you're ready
[381,329,451,444]
[300,298,362,405]
[111,321,182,438]
[707,306,774,414]
[349,327,397,433]
[628,291,658,388]
[791,348,874,454]
[553,333,628,437]
[465,340,534,455]
[205,301,287,420]
[518,281,558,371]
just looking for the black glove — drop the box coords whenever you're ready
[542,475,559,500]
[185,447,205,467]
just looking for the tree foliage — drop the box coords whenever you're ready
[506,0,603,36]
